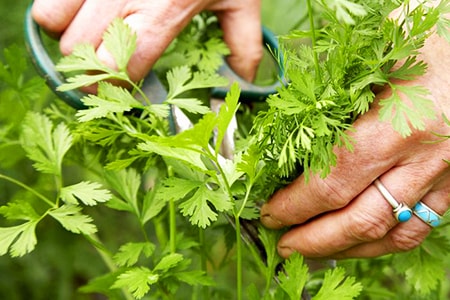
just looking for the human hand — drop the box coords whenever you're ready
[31,0,262,82]
[260,32,450,259]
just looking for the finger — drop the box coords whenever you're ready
[260,97,445,229]
[96,1,204,81]
[333,179,450,258]
[275,184,397,258]
[275,155,450,258]
[32,0,85,37]
[213,0,263,81]
[59,0,126,55]
[260,107,400,229]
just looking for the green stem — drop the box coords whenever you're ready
[169,197,176,253]
[235,216,243,300]
[0,173,55,207]
[198,229,209,299]
[306,0,321,79]
[167,166,176,254]
[84,234,134,300]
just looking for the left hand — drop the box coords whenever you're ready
[260,32,450,259]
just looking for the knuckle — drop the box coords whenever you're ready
[31,5,65,33]
[389,229,428,252]
[312,177,352,209]
[346,210,391,242]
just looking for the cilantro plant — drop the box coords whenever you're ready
[1,1,450,299]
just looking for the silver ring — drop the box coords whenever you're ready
[374,179,413,223]
[413,201,442,227]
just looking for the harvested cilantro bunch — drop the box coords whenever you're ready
[254,0,449,185]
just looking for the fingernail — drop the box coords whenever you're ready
[278,244,295,258]
[260,212,285,229]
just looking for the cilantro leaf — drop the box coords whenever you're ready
[166,66,228,100]
[179,184,232,228]
[0,221,39,257]
[60,181,112,206]
[56,44,112,74]
[113,242,156,267]
[215,82,240,155]
[322,0,367,25]
[166,98,210,115]
[277,252,308,300]
[436,1,450,42]
[392,230,450,295]
[105,168,142,216]
[174,270,215,287]
[112,267,159,299]
[0,200,39,221]
[379,84,435,137]
[76,82,144,122]
[154,253,184,272]
[103,18,137,72]
[49,205,97,235]
[312,267,362,300]
[21,112,73,177]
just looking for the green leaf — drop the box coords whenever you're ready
[49,205,97,235]
[0,201,40,221]
[56,43,111,73]
[388,57,427,81]
[166,98,210,115]
[0,221,39,257]
[278,252,308,300]
[323,0,367,25]
[392,230,450,295]
[76,82,144,122]
[58,73,113,92]
[113,242,155,267]
[60,181,112,206]
[141,189,168,225]
[105,168,142,216]
[179,184,233,228]
[103,18,137,72]
[21,112,73,176]
[312,267,362,300]
[215,82,240,154]
[379,85,435,137]
[154,253,184,272]
[112,267,159,299]
[138,139,208,173]
[166,66,228,99]
[436,1,450,42]
[174,270,215,287]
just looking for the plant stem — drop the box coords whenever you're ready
[235,215,243,300]
[169,197,176,253]
[167,166,176,253]
[0,173,55,207]
[84,234,134,300]
[306,0,321,79]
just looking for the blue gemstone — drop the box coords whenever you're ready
[398,210,412,222]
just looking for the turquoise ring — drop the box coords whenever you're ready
[374,179,413,223]
[413,201,442,227]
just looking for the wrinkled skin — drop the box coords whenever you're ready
[32,0,450,259]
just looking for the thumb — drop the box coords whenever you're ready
[215,1,263,81]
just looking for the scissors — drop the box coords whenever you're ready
[24,7,313,299]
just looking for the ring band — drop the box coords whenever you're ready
[413,201,442,227]
[374,179,413,223]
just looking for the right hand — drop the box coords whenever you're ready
[32,0,263,82]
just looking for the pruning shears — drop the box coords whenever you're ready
[24,7,312,299]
